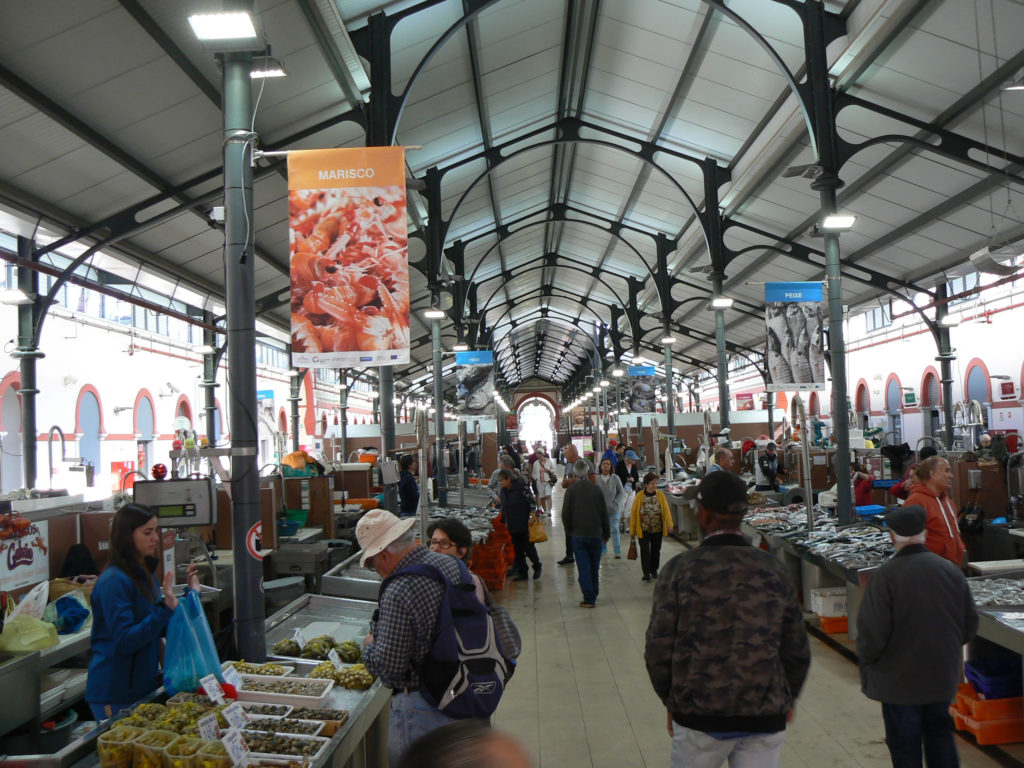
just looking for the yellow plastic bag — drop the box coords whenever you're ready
[0,614,59,651]
[528,514,548,544]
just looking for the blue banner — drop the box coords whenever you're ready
[627,365,655,377]
[455,350,494,366]
[256,389,274,400]
[764,282,823,303]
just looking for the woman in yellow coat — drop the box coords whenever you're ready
[629,472,674,582]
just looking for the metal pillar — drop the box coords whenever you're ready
[934,285,956,450]
[431,318,447,505]
[14,236,42,490]
[664,343,675,435]
[712,275,730,429]
[222,50,265,660]
[288,365,304,454]
[200,311,220,445]
[339,371,349,461]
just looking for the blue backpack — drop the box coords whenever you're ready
[382,560,514,719]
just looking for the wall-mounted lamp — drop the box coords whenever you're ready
[813,214,857,235]
[113,406,133,415]
[661,335,677,345]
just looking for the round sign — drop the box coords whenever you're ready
[246,521,263,561]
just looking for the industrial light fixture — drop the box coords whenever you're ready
[195,344,217,355]
[0,289,34,305]
[661,335,676,345]
[287,369,301,377]
[423,308,445,319]
[251,56,287,78]
[599,379,609,387]
[710,296,734,309]
[1003,68,1024,91]
[939,315,960,327]
[819,214,857,232]
[452,343,469,352]
[611,367,624,377]
[592,386,601,393]
[188,11,258,40]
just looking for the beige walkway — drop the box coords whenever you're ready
[490,476,1011,768]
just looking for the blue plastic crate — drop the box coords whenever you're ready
[855,504,886,517]
[873,478,899,489]
[966,659,1024,699]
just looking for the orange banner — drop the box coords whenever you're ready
[288,147,409,367]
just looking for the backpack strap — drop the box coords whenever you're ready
[380,558,475,595]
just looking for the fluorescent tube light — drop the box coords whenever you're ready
[710,297,734,309]
[423,309,445,319]
[188,12,257,40]
[820,214,856,231]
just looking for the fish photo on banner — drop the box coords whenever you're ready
[628,365,657,413]
[287,146,410,367]
[764,282,826,391]
[456,350,495,417]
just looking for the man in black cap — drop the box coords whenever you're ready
[755,441,786,491]
[857,505,978,768]
[645,471,810,767]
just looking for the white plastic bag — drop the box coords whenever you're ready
[10,581,49,620]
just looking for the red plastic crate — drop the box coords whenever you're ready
[819,615,848,634]
[956,711,1024,745]
[956,683,1024,720]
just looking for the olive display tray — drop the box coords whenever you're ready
[221,660,296,677]
[235,674,334,710]
[244,715,325,738]
[238,730,331,764]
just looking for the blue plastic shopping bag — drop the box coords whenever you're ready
[163,590,222,696]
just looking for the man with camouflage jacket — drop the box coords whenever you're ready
[645,471,810,768]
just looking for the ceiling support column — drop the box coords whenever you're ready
[712,273,730,431]
[200,311,221,446]
[14,235,43,491]
[431,318,447,505]
[222,49,265,660]
[933,285,956,450]
[339,370,349,462]
[287,361,305,454]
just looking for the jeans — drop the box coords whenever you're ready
[571,536,603,604]
[608,508,622,555]
[670,724,786,768]
[388,690,460,767]
[639,531,663,577]
[509,530,540,576]
[881,701,959,768]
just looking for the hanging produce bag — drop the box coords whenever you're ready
[528,514,548,544]
[163,590,222,696]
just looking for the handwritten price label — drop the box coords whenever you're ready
[221,729,250,765]
[223,701,248,730]
[222,665,243,690]
[200,674,226,706]
[197,713,219,741]
[327,648,344,671]
[292,628,306,649]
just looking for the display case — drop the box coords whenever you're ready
[321,552,381,602]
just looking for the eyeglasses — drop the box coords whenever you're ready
[429,539,456,550]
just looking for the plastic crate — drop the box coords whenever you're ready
[819,615,848,634]
[347,498,379,510]
[956,683,1024,720]
[955,710,1024,745]
[855,505,885,518]
[810,587,847,618]
[277,519,301,537]
[966,659,1024,699]
[284,509,309,526]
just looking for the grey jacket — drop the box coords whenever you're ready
[857,543,978,705]
[645,534,810,733]
[595,473,625,515]
[562,479,610,540]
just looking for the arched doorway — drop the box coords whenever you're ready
[136,393,155,475]
[855,382,870,429]
[78,390,102,473]
[517,398,556,455]
[885,376,902,446]
[965,362,990,444]
[921,370,942,441]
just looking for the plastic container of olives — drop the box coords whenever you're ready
[235,674,333,709]
[162,736,208,768]
[133,730,179,768]
[98,726,145,768]
[222,660,294,677]
[196,740,231,768]
[239,731,331,763]
[166,693,215,709]
[244,715,325,737]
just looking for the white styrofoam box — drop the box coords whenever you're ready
[811,587,847,618]
[818,491,837,508]
[849,438,867,450]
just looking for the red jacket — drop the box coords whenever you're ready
[905,485,965,567]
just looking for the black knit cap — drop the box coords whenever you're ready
[884,505,926,536]
[696,471,748,517]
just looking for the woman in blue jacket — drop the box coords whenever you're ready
[86,504,198,721]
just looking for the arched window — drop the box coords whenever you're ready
[809,392,820,416]
[856,383,870,414]
[966,365,989,404]
[922,373,939,407]
[885,377,901,414]
[78,390,102,468]
[136,394,155,475]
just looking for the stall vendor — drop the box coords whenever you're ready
[398,454,419,517]
[86,504,199,721]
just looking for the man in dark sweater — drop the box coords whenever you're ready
[857,505,977,768]
[561,459,609,607]
[645,471,810,767]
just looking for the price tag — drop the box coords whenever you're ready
[197,713,219,741]
[200,674,226,706]
[292,628,306,649]
[221,729,250,765]
[327,648,344,671]
[223,701,248,730]
[222,665,243,690]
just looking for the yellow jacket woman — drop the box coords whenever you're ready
[629,473,675,582]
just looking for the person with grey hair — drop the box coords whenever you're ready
[562,458,609,607]
[857,505,977,768]
[356,509,468,764]
[706,445,734,474]
[487,454,517,504]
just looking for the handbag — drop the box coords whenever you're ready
[627,537,638,560]
[528,514,548,543]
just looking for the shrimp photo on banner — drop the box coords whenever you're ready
[287,146,410,368]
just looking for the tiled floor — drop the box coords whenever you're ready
[490,479,1010,767]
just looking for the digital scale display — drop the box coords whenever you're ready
[157,504,195,519]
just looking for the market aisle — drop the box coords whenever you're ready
[489,475,1007,768]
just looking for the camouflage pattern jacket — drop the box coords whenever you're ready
[645,533,810,733]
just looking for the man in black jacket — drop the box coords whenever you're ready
[499,469,541,581]
[755,442,786,490]
[562,460,609,607]
[645,471,810,767]
[857,505,978,768]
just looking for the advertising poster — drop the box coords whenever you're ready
[288,147,410,367]
[765,282,826,392]
[628,365,657,413]
[0,518,49,591]
[505,413,518,430]
[571,407,585,429]
[736,392,754,411]
[456,350,495,417]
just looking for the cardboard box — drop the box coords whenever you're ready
[811,586,847,617]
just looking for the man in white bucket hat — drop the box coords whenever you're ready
[356,508,464,765]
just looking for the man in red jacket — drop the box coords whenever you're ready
[905,456,965,567]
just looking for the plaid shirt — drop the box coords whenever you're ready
[362,546,463,689]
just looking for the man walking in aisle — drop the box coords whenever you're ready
[857,505,977,768]
[557,443,580,565]
[646,471,810,767]
[561,459,609,607]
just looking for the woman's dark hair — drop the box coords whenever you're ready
[919,446,938,461]
[426,518,473,561]
[599,458,613,474]
[400,454,415,471]
[642,471,658,486]
[109,503,159,601]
